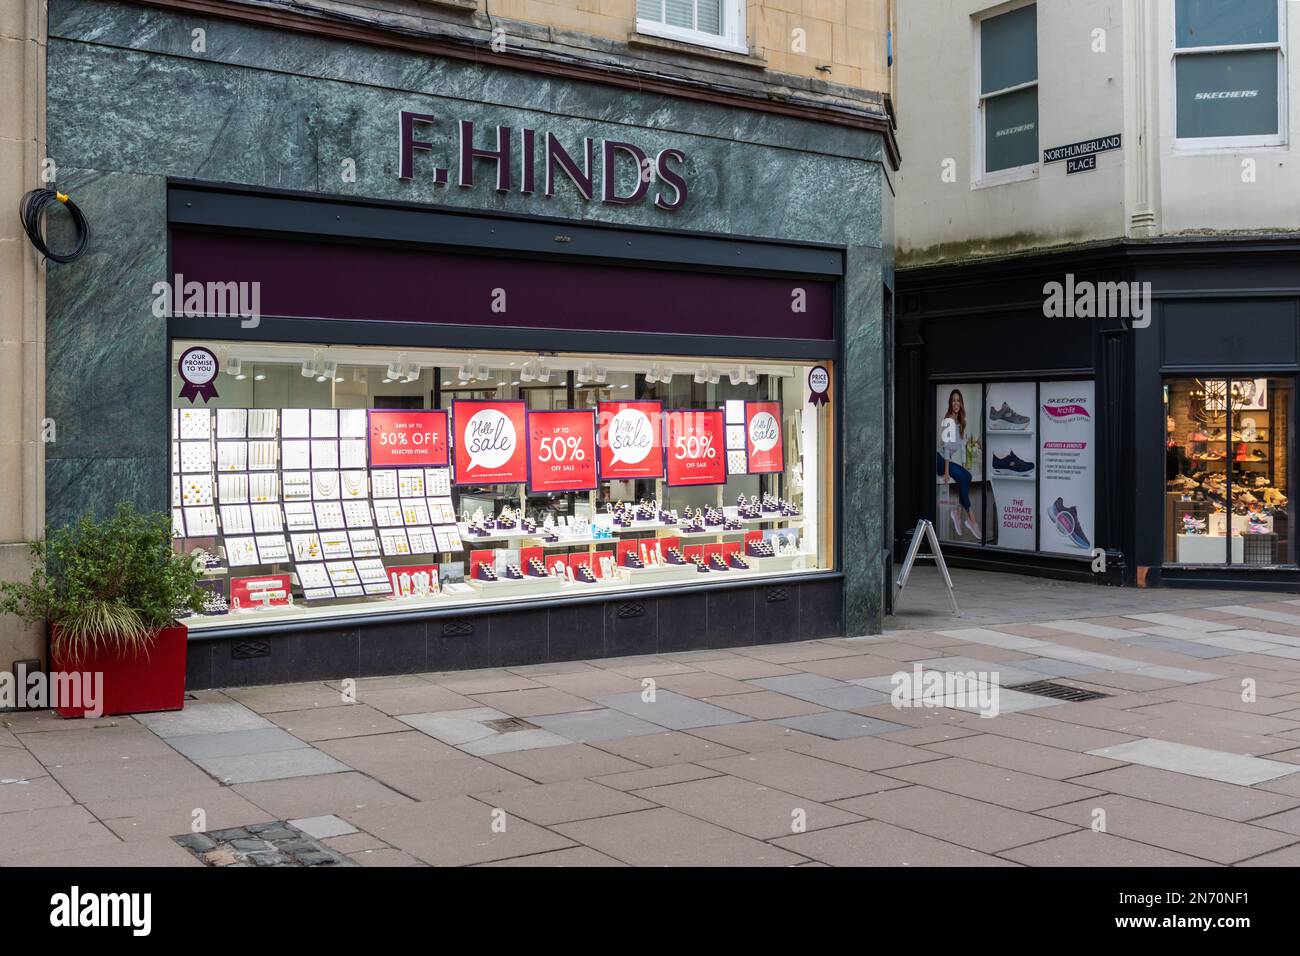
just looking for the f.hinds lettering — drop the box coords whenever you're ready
[398,111,687,211]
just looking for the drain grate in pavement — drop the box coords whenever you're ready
[483,717,539,733]
[1007,680,1110,703]
[174,822,356,867]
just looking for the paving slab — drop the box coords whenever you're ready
[589,730,743,766]
[1085,738,1300,786]
[100,789,275,841]
[289,815,358,839]
[749,674,891,710]
[223,682,349,714]
[999,830,1212,867]
[0,775,74,814]
[594,690,749,730]
[773,820,1018,867]
[18,725,178,764]
[640,773,860,840]
[476,846,627,866]
[233,771,413,819]
[268,704,408,742]
[165,728,310,760]
[926,733,1125,780]
[553,807,803,867]
[4,837,205,868]
[774,711,909,739]
[530,708,665,743]
[470,779,654,826]
[351,683,478,716]
[594,763,723,791]
[791,735,947,772]
[458,729,572,756]
[699,750,909,803]
[468,687,603,718]
[1039,795,1296,864]
[685,721,826,753]
[483,743,644,784]
[319,734,535,799]
[346,795,573,866]
[881,756,1103,812]
[196,747,351,784]
[0,804,122,864]
[135,701,273,738]
[699,690,828,719]
[398,707,509,745]
[830,785,1077,853]
[1070,764,1300,823]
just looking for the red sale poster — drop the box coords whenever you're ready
[527,409,598,493]
[663,408,727,486]
[744,401,784,474]
[368,409,448,468]
[230,574,291,610]
[452,400,528,485]
[598,400,663,480]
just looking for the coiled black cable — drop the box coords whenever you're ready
[19,188,90,263]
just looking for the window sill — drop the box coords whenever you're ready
[628,30,765,69]
[1172,137,1288,153]
[971,164,1039,190]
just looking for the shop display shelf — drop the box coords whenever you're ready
[617,564,700,584]
[468,577,559,597]
[456,524,539,543]
[746,553,809,574]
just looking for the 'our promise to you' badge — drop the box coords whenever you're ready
[178,347,219,403]
[807,365,830,406]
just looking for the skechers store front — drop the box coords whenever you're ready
[896,239,1300,593]
[45,0,897,686]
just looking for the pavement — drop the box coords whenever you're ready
[4,569,1300,867]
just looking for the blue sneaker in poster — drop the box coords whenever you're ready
[992,451,1035,476]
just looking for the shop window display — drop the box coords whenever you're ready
[171,342,830,628]
[1164,377,1292,565]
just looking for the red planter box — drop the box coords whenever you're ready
[49,623,188,718]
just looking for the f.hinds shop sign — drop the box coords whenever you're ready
[398,110,688,211]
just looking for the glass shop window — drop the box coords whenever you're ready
[978,2,1039,176]
[171,342,833,627]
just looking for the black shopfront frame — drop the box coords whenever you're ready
[898,235,1300,593]
[164,181,854,687]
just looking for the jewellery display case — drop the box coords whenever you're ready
[171,344,830,629]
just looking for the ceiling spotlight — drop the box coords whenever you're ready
[519,360,538,383]
[577,363,596,385]
[402,362,422,383]
[535,360,551,383]
[322,359,339,383]
[728,367,743,386]
[745,368,758,386]
[457,364,473,383]
[474,363,490,380]
[593,365,607,384]
[693,365,711,384]
[227,358,242,377]
[301,359,316,378]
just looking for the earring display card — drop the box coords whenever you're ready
[726,425,746,450]
[370,469,398,498]
[225,536,259,568]
[282,472,312,501]
[180,441,212,474]
[218,474,249,504]
[248,408,278,439]
[380,527,412,556]
[434,525,463,552]
[291,532,323,562]
[172,508,185,538]
[219,504,253,535]
[354,558,388,584]
[171,442,179,474]
[340,470,368,499]
[429,499,456,525]
[311,470,341,500]
[407,526,436,553]
[727,449,747,474]
[281,440,310,471]
[250,472,279,502]
[326,561,360,589]
[339,439,367,470]
[281,408,310,438]
[398,472,426,498]
[182,475,214,507]
[314,501,346,529]
[217,408,248,439]
[251,504,284,533]
[340,409,367,438]
[216,441,248,472]
[319,530,352,559]
[401,499,431,526]
[172,408,179,441]
[348,529,381,557]
[312,439,340,470]
[183,506,218,536]
[302,586,337,601]
[248,441,279,471]
[725,400,745,426]
[425,468,452,497]
[172,475,181,508]
[283,502,317,531]
[295,561,331,589]
[373,499,404,527]
[343,500,374,528]
[255,535,289,564]
[179,407,211,440]
[311,408,338,438]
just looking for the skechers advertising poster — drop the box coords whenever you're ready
[935,383,985,544]
[1038,381,1095,556]
[985,382,1037,551]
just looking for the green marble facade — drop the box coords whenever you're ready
[44,0,893,634]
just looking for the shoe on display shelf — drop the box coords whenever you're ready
[988,401,1031,429]
[992,450,1035,476]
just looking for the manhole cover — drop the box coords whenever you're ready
[1006,680,1110,703]
[483,717,538,733]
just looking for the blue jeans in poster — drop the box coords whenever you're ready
[936,453,972,510]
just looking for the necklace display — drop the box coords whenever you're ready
[313,471,339,498]
[342,471,365,498]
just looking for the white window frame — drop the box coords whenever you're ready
[1172,0,1287,150]
[972,1,1039,188]
[636,0,749,56]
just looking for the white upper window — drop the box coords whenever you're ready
[1174,0,1286,148]
[636,0,748,55]
[975,2,1039,183]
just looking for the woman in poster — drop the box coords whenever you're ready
[938,388,980,538]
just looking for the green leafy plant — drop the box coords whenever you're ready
[0,503,207,662]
